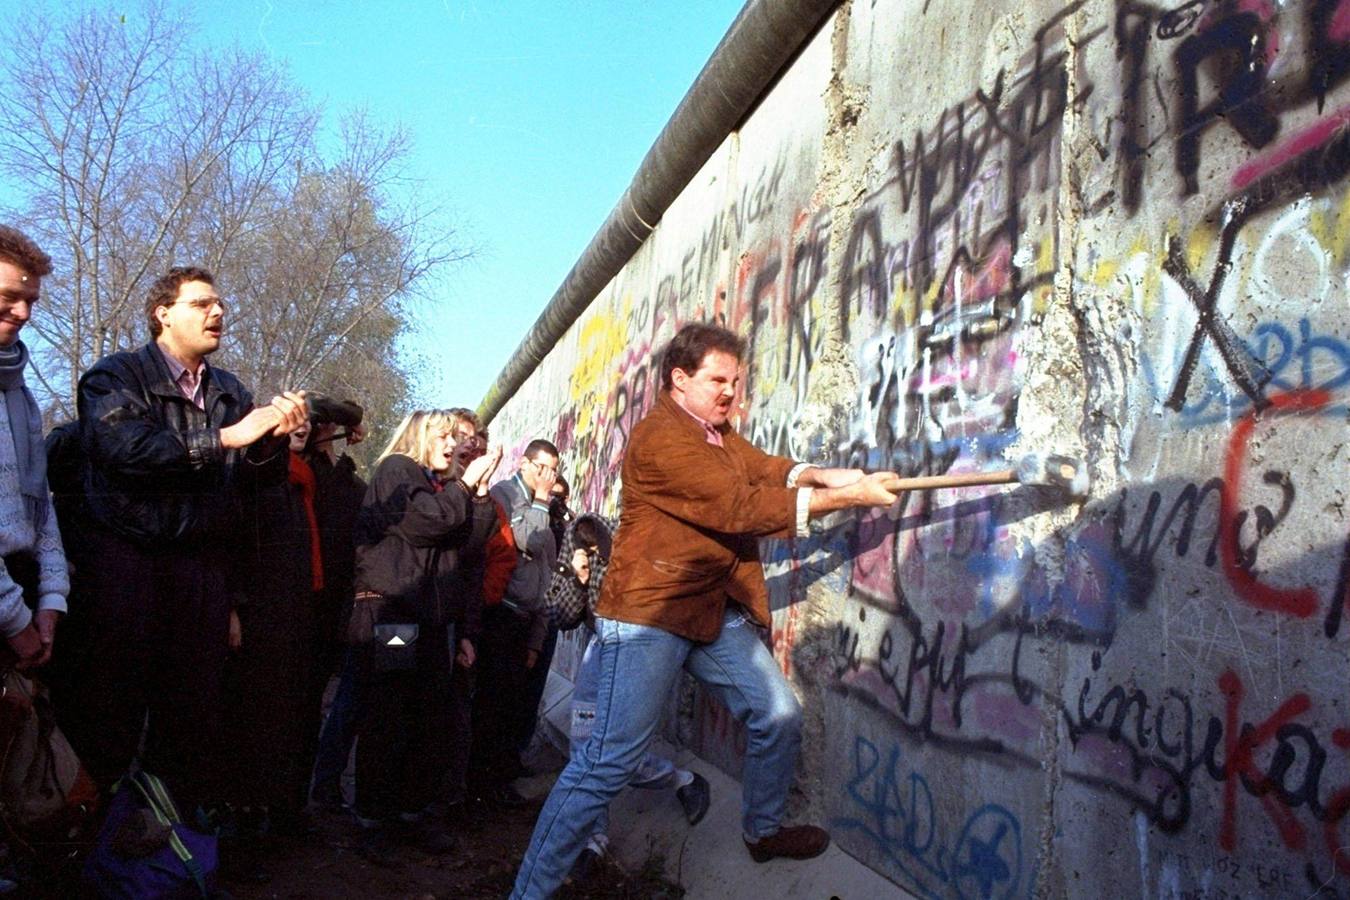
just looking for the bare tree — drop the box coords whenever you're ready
[0,2,464,428]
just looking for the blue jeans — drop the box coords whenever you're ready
[569,629,679,842]
[512,608,802,899]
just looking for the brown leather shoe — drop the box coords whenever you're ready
[744,824,830,863]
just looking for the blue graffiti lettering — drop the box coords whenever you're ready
[834,735,1027,899]
[1145,318,1350,426]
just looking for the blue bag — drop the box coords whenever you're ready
[82,770,217,899]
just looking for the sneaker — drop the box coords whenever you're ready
[675,772,711,826]
[744,825,830,863]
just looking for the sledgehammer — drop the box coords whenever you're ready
[882,454,1090,498]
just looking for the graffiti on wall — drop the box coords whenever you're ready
[488,0,1350,895]
[822,1,1350,896]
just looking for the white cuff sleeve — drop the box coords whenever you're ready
[786,462,814,489]
[795,487,813,538]
[37,592,67,615]
[1,604,31,638]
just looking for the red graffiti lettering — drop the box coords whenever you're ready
[1220,389,1329,618]
[1324,730,1350,877]
[1218,670,1312,853]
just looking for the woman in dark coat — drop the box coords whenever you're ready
[306,418,369,807]
[214,419,327,878]
[350,408,501,852]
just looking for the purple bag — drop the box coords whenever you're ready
[82,771,217,899]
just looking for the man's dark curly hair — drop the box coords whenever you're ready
[659,322,746,390]
[0,226,53,278]
[145,266,215,337]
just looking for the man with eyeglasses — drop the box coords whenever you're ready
[52,265,308,816]
[473,439,561,807]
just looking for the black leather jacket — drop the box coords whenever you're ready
[77,342,286,545]
[354,455,498,638]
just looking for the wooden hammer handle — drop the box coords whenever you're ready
[889,469,1018,491]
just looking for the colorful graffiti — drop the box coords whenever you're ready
[487,0,1350,895]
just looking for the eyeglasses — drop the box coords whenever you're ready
[527,458,558,476]
[167,297,227,313]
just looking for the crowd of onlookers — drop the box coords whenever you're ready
[0,225,887,900]
[0,224,607,892]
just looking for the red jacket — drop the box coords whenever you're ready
[481,499,517,606]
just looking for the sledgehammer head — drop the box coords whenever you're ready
[1015,453,1090,497]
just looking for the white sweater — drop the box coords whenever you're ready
[0,398,68,637]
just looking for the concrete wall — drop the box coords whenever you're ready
[488,0,1350,895]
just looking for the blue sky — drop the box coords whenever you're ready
[186,0,746,407]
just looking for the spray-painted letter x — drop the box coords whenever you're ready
[1162,198,1272,412]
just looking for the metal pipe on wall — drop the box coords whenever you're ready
[476,0,841,424]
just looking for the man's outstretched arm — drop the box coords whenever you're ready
[792,466,902,519]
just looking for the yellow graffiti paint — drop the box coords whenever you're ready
[1131,232,1161,317]
[892,282,918,329]
[1329,188,1350,268]
[923,274,943,315]
[1033,235,1055,314]
[1186,221,1216,273]
[1307,201,1331,259]
[1090,258,1119,288]
[569,298,632,436]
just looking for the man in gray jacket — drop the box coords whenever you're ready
[0,226,69,671]
[473,438,560,805]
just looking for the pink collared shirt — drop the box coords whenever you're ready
[156,343,206,411]
[674,399,725,448]
[673,394,817,536]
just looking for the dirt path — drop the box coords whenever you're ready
[227,791,684,900]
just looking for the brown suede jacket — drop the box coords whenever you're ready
[593,390,799,642]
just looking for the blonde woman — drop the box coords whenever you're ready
[350,409,502,854]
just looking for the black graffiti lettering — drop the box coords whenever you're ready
[655,274,677,308]
[833,620,864,676]
[699,210,725,282]
[1323,535,1350,640]
[1173,11,1280,196]
[1162,204,1274,410]
[1233,469,1295,570]
[1263,724,1328,815]
[631,363,651,425]
[611,384,630,448]
[1008,618,1035,705]
[1154,689,1195,760]
[1115,0,1156,214]
[1309,0,1350,111]
[1113,479,1225,602]
[1068,666,1348,836]
[786,217,828,383]
[742,253,781,394]
[1083,684,1154,749]
[841,209,886,345]
[1157,0,1207,39]
[1304,859,1350,898]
